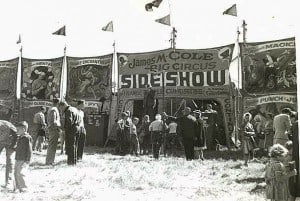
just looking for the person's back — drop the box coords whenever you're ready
[273,113,291,140]
[149,119,164,132]
[168,121,177,134]
[179,114,197,139]
[0,120,17,146]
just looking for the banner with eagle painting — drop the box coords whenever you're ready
[21,57,63,100]
[66,55,113,101]
[240,37,296,95]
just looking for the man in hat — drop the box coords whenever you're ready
[45,98,61,165]
[0,120,17,188]
[58,101,81,165]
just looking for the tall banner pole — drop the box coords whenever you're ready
[235,27,241,145]
[17,45,23,121]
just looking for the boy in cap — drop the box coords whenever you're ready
[14,121,32,192]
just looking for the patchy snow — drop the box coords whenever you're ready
[1,147,267,201]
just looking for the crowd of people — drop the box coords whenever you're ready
[0,98,86,192]
[1,97,299,199]
[115,105,219,161]
[241,107,300,200]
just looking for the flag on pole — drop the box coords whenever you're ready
[223,4,237,16]
[16,34,21,44]
[53,26,66,36]
[155,14,170,26]
[102,21,114,32]
[145,0,163,11]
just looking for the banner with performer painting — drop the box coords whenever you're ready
[240,37,296,95]
[21,57,63,100]
[66,55,113,101]
[0,58,18,100]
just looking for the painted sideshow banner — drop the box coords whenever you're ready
[66,55,113,101]
[0,58,18,100]
[118,45,234,90]
[21,57,63,100]
[240,37,296,95]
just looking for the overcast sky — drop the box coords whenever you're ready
[0,0,299,87]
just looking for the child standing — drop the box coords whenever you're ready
[241,112,256,166]
[130,117,140,156]
[14,121,32,192]
[265,144,297,201]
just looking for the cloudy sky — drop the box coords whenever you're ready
[0,0,298,87]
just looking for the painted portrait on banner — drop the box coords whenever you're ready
[21,57,63,100]
[240,37,296,95]
[66,55,113,101]
[0,58,18,100]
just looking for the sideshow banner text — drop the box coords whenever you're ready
[21,57,63,100]
[240,38,296,95]
[66,55,113,101]
[0,58,18,100]
[118,46,234,90]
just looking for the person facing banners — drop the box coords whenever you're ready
[58,101,81,165]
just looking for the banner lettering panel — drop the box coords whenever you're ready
[240,38,296,95]
[66,55,113,101]
[117,46,234,100]
[0,58,18,100]
[21,57,63,100]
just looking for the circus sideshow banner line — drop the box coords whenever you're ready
[0,58,18,100]
[66,55,113,101]
[21,57,64,100]
[240,37,296,95]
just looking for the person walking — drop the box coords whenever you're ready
[76,100,86,161]
[14,121,32,192]
[45,98,61,165]
[32,106,47,151]
[273,108,292,146]
[58,101,81,165]
[0,120,17,188]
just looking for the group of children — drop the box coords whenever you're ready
[116,111,183,158]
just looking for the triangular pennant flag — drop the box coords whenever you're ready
[223,4,237,16]
[145,0,163,11]
[16,34,21,44]
[155,14,170,26]
[102,21,114,32]
[52,26,66,36]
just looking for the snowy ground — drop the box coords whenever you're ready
[0,147,269,201]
